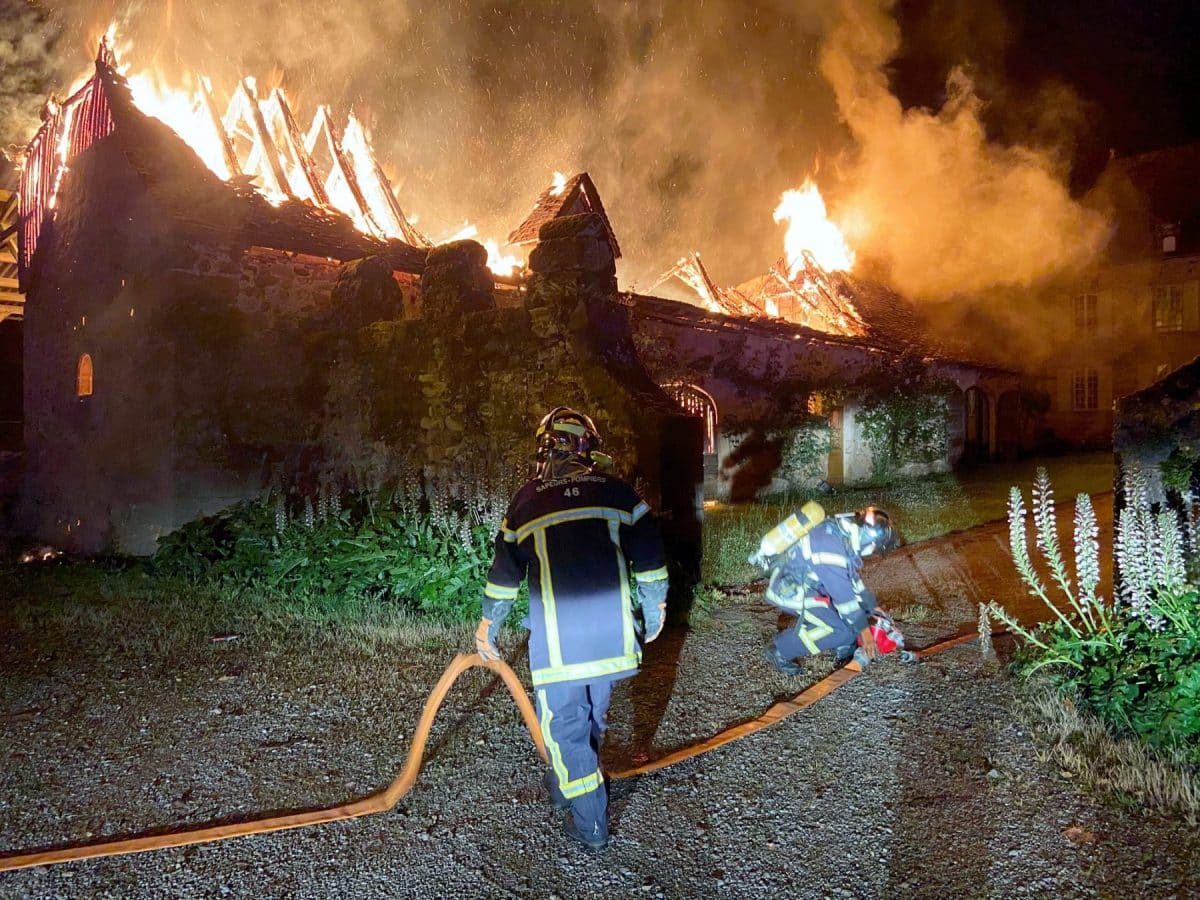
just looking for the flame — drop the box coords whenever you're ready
[434,223,523,276]
[549,171,568,196]
[773,180,855,276]
[99,30,438,250]
[126,72,233,180]
[483,239,522,277]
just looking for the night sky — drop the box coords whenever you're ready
[894,0,1200,186]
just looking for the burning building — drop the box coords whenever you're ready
[14,44,700,555]
[12,38,1016,553]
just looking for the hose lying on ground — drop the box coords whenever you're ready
[0,630,996,873]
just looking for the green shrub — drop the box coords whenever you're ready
[153,469,520,624]
[992,466,1200,763]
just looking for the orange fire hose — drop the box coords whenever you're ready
[0,630,995,873]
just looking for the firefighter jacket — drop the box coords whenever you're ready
[484,471,667,689]
[764,518,877,634]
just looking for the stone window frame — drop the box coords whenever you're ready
[77,353,93,398]
[1072,293,1098,334]
[1071,367,1098,411]
[1152,284,1184,332]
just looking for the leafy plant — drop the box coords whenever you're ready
[854,370,951,481]
[994,466,1200,761]
[153,464,522,624]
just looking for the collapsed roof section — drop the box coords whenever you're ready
[508,172,621,259]
[651,251,868,338]
[18,41,429,288]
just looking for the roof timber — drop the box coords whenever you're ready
[0,185,22,318]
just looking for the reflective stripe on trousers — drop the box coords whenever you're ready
[536,680,613,831]
[773,601,857,660]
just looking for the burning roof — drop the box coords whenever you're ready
[508,172,621,259]
[18,40,429,287]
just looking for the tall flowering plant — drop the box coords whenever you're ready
[987,469,1121,671]
[992,465,1200,759]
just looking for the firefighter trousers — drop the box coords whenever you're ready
[773,601,857,660]
[536,680,614,831]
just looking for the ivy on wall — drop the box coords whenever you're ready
[851,359,953,481]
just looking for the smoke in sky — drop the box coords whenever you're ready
[6,0,1110,299]
[0,0,65,157]
[818,0,1110,299]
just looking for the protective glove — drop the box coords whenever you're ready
[475,599,513,661]
[637,580,668,643]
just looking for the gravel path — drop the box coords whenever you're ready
[3,495,1198,898]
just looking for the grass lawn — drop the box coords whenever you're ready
[702,452,1114,586]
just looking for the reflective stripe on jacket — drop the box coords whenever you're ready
[485,471,666,688]
[763,518,876,633]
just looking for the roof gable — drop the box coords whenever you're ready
[508,172,621,258]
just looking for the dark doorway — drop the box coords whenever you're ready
[964,386,990,461]
[0,318,21,450]
[995,390,1021,460]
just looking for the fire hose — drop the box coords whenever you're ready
[0,630,994,873]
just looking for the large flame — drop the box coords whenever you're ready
[102,31,519,275]
[773,180,855,276]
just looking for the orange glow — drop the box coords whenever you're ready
[773,180,855,276]
[98,29,431,247]
[549,171,568,197]
[483,239,522,277]
[126,71,233,180]
[435,223,522,276]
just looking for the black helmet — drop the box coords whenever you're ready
[855,506,898,556]
[536,406,602,467]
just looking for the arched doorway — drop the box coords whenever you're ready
[964,386,991,461]
[665,383,719,484]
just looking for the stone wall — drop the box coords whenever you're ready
[23,177,702,574]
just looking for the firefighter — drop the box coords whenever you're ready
[751,503,900,675]
[474,407,668,851]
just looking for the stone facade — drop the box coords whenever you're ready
[21,143,702,571]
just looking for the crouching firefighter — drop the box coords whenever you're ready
[751,503,901,675]
[474,407,668,851]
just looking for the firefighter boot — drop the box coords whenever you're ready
[763,643,804,677]
[564,814,609,851]
[543,770,569,811]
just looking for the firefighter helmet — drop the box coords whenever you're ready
[855,506,898,556]
[535,407,602,466]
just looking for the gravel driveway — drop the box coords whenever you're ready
[3,495,1197,898]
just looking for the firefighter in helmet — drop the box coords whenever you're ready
[475,407,668,851]
[751,503,901,675]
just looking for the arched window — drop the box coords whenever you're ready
[77,353,93,398]
[666,383,718,455]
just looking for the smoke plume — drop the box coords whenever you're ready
[819,0,1110,299]
[1,1,64,157]
[9,0,1108,299]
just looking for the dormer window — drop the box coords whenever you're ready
[77,353,93,397]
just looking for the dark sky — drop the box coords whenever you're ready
[893,0,1200,185]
